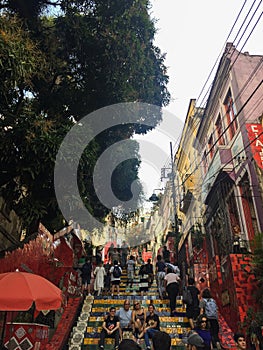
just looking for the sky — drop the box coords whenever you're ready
[134,0,263,200]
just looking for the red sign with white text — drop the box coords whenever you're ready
[246,124,263,169]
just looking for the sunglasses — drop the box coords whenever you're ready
[201,320,207,323]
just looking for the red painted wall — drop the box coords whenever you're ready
[209,254,258,333]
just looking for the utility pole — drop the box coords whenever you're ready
[170,142,179,260]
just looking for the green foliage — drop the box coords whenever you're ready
[251,233,263,307]
[0,0,170,235]
[241,234,263,332]
[191,223,204,250]
[241,308,263,336]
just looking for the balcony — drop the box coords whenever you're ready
[180,190,193,214]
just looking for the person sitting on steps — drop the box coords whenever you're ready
[98,306,120,350]
[141,304,160,350]
[132,301,146,340]
[116,300,133,341]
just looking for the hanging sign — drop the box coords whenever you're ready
[246,123,263,169]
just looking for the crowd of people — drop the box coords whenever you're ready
[78,244,260,350]
[97,293,248,350]
[98,301,169,350]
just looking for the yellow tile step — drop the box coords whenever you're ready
[91,307,171,313]
[83,337,184,346]
[87,316,189,323]
[93,299,170,305]
[85,326,191,334]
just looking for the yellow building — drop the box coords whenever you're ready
[175,99,205,276]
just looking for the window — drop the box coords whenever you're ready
[215,113,225,145]
[224,89,238,140]
[202,150,208,173]
[208,134,214,159]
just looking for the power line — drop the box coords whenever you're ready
[195,0,250,107]
[190,0,263,131]
[177,78,263,192]
[160,1,263,198]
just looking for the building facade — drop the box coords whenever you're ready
[192,43,263,331]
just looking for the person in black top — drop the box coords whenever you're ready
[186,277,200,329]
[194,314,212,350]
[152,330,171,350]
[155,255,166,299]
[120,240,129,268]
[162,246,170,262]
[119,339,142,350]
[138,263,149,296]
[142,304,160,350]
[81,258,92,295]
[99,306,120,349]
[103,261,111,295]
[145,259,154,286]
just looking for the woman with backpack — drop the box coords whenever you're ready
[110,260,122,297]
[155,255,166,299]
[199,288,221,350]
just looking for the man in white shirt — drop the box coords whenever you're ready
[116,300,133,330]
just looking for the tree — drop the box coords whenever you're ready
[251,233,263,310]
[0,0,170,236]
[241,234,263,339]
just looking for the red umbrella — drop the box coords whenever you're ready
[0,271,62,311]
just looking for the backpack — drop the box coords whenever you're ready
[139,265,147,275]
[204,298,217,318]
[183,286,193,305]
[112,265,121,278]
[145,263,153,274]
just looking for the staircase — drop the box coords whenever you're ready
[67,266,236,350]
[67,267,190,349]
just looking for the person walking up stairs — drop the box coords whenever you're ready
[110,260,122,297]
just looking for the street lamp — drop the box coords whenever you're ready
[148,188,164,202]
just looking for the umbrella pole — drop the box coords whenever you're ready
[0,311,7,349]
